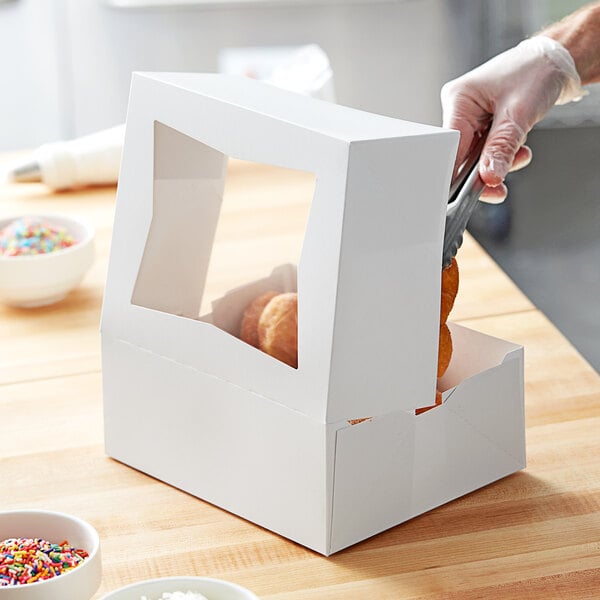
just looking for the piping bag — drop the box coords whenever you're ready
[5,125,125,191]
[4,45,334,192]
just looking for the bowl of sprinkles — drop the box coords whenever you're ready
[0,509,101,600]
[100,577,259,600]
[0,214,94,307]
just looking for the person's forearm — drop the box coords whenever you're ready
[542,1,600,85]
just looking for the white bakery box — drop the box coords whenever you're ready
[101,73,525,556]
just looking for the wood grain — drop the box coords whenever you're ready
[0,158,599,599]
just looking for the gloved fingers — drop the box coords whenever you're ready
[478,146,531,204]
[445,116,476,179]
[479,182,508,204]
[479,115,527,186]
[448,118,492,179]
[441,82,491,175]
[509,145,533,173]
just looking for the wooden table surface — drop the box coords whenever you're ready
[1,159,599,599]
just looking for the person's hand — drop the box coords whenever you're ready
[441,36,584,202]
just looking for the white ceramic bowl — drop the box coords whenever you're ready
[100,577,260,600]
[0,509,102,600]
[0,214,95,307]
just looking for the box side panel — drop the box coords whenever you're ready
[329,332,524,554]
[102,74,351,422]
[102,335,329,555]
[329,412,416,553]
[412,352,525,516]
[327,132,458,421]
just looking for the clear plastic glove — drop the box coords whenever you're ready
[441,36,585,202]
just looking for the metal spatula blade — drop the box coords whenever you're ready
[442,131,489,269]
[442,161,486,269]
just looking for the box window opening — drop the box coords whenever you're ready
[132,121,315,369]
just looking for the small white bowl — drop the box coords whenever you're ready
[0,509,102,600]
[0,214,95,307]
[100,576,260,600]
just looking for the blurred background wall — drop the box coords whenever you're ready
[1,0,598,370]
[1,0,482,149]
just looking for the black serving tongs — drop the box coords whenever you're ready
[442,130,489,269]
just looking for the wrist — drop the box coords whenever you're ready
[517,36,585,105]
[542,3,600,85]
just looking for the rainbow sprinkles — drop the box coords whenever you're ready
[0,537,88,586]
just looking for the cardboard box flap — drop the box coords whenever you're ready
[439,324,525,468]
[102,73,458,422]
[330,325,525,553]
[439,322,522,392]
[411,362,525,519]
[141,72,446,143]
